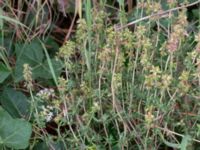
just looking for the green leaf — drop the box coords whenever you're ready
[14,40,62,82]
[33,59,63,80]
[180,135,192,150]
[14,40,44,82]
[33,141,65,150]
[0,8,3,29]
[15,40,44,62]
[44,37,59,53]
[33,142,49,150]
[178,0,197,3]
[117,0,124,6]
[0,63,11,83]
[192,9,200,19]
[0,107,32,149]
[0,15,29,29]
[159,133,181,148]
[162,139,180,149]
[1,88,30,118]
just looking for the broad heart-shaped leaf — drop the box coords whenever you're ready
[14,40,63,82]
[0,63,11,83]
[0,107,32,149]
[14,40,44,82]
[33,59,63,80]
[15,39,44,62]
[0,88,30,118]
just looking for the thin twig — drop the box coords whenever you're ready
[117,0,200,30]
[154,125,200,143]
[64,13,77,43]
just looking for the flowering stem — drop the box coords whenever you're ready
[30,89,40,126]
[117,0,200,30]
[129,47,140,111]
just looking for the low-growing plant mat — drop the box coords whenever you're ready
[0,0,200,149]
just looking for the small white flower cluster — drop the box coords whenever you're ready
[36,88,55,100]
[41,105,54,122]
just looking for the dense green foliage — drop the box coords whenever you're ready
[0,0,200,149]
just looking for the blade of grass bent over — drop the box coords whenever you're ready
[40,40,58,86]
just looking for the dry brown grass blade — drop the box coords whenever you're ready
[76,0,82,18]
[64,0,82,43]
